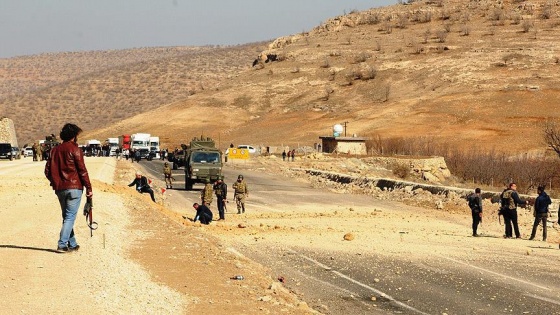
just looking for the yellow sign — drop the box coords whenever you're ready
[227,148,249,160]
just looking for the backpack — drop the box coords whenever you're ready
[501,190,516,210]
[468,194,480,211]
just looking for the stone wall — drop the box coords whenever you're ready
[0,117,19,147]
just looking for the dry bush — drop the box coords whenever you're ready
[328,69,336,81]
[373,40,382,51]
[443,23,452,33]
[392,163,410,179]
[363,12,381,25]
[439,9,451,21]
[422,28,431,43]
[540,4,554,20]
[489,9,506,21]
[380,22,393,34]
[329,51,341,57]
[350,52,371,64]
[460,24,470,36]
[522,20,534,32]
[435,30,448,42]
[396,14,409,29]
[511,13,522,25]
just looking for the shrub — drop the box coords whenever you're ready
[435,30,448,42]
[392,163,410,179]
[460,24,470,36]
[522,20,533,32]
[319,57,330,68]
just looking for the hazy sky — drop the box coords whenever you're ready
[0,0,397,58]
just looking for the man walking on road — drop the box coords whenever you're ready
[500,182,527,239]
[529,186,551,241]
[467,188,483,237]
[213,178,227,221]
[45,123,92,253]
[233,174,248,214]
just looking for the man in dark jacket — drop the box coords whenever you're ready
[529,186,551,241]
[467,188,483,237]
[213,178,227,221]
[500,182,527,239]
[128,171,155,202]
[45,123,93,253]
[192,203,213,225]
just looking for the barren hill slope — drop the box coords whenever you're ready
[85,0,560,152]
[0,43,266,145]
[4,0,560,153]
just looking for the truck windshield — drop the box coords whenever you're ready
[192,152,220,163]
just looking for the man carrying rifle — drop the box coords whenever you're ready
[213,178,227,221]
[45,123,93,253]
[467,188,483,237]
[500,182,528,239]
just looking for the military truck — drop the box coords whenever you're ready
[182,136,223,190]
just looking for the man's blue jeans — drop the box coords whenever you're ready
[56,189,82,248]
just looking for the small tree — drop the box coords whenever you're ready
[544,121,560,157]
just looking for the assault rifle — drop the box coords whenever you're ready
[83,197,99,237]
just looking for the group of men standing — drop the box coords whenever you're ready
[468,182,558,242]
[197,175,249,224]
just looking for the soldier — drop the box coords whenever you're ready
[232,174,248,214]
[32,142,38,161]
[500,182,528,239]
[467,188,483,237]
[163,162,173,189]
[37,143,43,161]
[201,178,213,206]
[213,178,227,220]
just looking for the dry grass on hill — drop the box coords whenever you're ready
[3,0,560,154]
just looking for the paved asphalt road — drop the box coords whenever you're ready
[137,159,560,315]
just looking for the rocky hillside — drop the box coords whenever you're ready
[4,0,560,153]
[0,43,266,145]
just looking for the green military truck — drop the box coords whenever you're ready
[183,136,223,190]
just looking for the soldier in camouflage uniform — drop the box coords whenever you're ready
[201,178,213,206]
[163,162,173,189]
[232,174,248,214]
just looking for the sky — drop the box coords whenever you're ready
[0,0,397,58]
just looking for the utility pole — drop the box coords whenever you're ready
[342,121,348,137]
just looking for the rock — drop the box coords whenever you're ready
[422,172,440,182]
[343,233,355,241]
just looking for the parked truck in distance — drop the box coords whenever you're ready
[106,138,119,156]
[119,134,131,151]
[183,136,223,190]
[149,136,160,159]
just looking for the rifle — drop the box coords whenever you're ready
[223,199,228,212]
[83,197,99,237]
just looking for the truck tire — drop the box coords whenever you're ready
[185,178,193,191]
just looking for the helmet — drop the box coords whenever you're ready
[238,175,243,180]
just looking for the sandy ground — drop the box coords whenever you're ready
[0,157,314,315]
[2,156,560,314]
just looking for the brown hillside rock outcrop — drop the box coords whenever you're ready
[0,117,18,147]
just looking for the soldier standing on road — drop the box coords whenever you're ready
[37,143,43,161]
[163,162,173,189]
[45,123,92,253]
[467,188,483,237]
[233,174,248,214]
[529,186,551,241]
[282,150,286,161]
[213,178,227,220]
[32,142,38,161]
[500,182,527,239]
[201,179,213,206]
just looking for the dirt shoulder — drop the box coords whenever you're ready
[0,158,315,314]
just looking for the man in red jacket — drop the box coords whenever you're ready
[45,123,93,253]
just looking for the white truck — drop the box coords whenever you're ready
[149,136,160,159]
[131,133,151,159]
[86,139,101,156]
[106,138,119,156]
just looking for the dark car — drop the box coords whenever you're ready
[0,143,14,160]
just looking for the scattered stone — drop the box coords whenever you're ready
[343,233,355,241]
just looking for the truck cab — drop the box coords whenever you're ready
[183,136,223,190]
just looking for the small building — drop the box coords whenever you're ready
[319,136,368,155]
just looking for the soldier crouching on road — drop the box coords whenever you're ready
[233,174,248,214]
[191,203,213,225]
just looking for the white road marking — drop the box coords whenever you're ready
[286,248,430,315]
[441,256,552,291]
